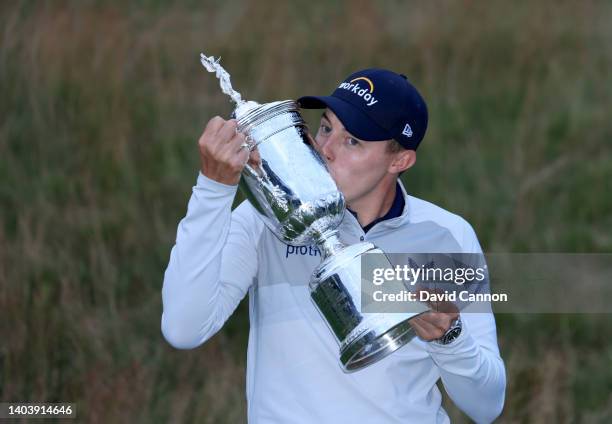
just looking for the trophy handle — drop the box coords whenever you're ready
[243,143,263,179]
[243,162,261,179]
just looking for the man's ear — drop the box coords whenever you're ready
[388,149,416,174]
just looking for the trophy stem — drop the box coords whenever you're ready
[315,230,345,260]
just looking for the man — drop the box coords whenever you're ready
[161,69,506,423]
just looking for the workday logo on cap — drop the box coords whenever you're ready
[337,77,378,107]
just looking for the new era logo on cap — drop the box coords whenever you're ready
[402,123,413,137]
[298,68,428,150]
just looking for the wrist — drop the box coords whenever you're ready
[432,317,463,346]
[200,168,241,186]
[196,172,241,192]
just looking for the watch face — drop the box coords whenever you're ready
[437,318,462,345]
[443,326,461,344]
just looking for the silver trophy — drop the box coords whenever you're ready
[201,54,427,371]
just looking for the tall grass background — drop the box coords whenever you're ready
[1,0,611,422]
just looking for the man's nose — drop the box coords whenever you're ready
[319,134,339,162]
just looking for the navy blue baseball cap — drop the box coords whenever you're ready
[298,68,428,150]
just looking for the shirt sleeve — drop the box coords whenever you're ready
[426,221,506,423]
[160,172,263,349]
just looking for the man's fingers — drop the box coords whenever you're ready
[423,311,457,332]
[215,134,249,170]
[200,117,233,156]
[416,286,459,314]
[409,310,460,341]
[408,318,426,337]
[417,315,446,335]
[199,117,250,185]
[204,115,225,135]
[247,146,262,168]
[215,119,239,146]
[426,298,459,314]
[410,316,445,340]
[218,131,248,156]
[236,142,250,166]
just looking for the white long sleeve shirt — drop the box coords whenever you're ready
[161,173,506,424]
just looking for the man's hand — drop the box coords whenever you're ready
[199,117,250,185]
[409,287,460,341]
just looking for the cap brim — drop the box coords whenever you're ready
[297,95,391,142]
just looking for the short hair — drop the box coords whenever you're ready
[386,139,405,154]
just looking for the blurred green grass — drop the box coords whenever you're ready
[1,0,611,422]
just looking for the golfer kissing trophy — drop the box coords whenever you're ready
[201,54,427,371]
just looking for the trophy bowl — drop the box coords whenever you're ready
[237,100,344,247]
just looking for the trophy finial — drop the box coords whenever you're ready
[200,53,259,118]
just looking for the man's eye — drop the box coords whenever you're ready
[347,137,360,146]
[320,124,332,134]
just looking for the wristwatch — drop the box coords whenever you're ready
[434,317,463,345]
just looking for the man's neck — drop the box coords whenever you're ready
[347,179,399,228]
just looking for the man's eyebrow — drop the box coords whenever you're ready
[321,111,356,138]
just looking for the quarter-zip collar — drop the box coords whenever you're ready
[343,179,411,239]
[347,181,405,234]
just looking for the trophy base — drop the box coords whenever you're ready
[309,243,426,372]
[339,315,416,371]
